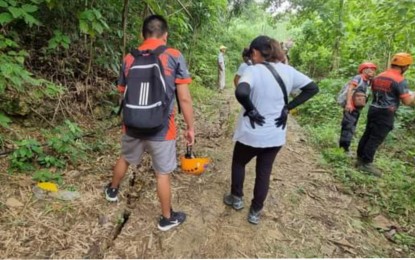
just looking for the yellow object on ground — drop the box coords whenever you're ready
[37,182,59,192]
[290,108,298,116]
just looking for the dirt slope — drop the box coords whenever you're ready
[0,87,394,258]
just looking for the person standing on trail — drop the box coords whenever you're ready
[218,45,227,92]
[356,53,415,177]
[104,14,195,232]
[233,47,251,87]
[339,62,377,154]
[224,35,319,224]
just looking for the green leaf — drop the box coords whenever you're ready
[0,12,13,25]
[0,113,11,128]
[7,0,16,7]
[22,12,41,26]
[0,1,8,8]
[79,20,89,34]
[47,39,57,49]
[21,4,38,13]
[8,7,22,18]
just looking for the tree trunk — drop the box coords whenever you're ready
[121,0,130,58]
[331,0,344,73]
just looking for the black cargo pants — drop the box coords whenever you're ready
[357,106,394,164]
[339,109,361,151]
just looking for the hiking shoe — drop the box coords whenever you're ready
[247,207,262,225]
[157,211,186,231]
[223,193,244,210]
[104,184,119,202]
[354,158,364,167]
[358,163,382,177]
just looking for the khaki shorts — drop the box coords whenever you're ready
[121,135,177,174]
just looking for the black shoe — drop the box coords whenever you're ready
[223,193,244,210]
[357,163,382,177]
[104,183,119,202]
[355,158,364,167]
[247,207,262,225]
[157,211,186,231]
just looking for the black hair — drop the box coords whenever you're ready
[142,15,168,39]
[242,48,250,58]
[249,35,285,62]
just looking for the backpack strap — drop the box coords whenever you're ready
[157,47,182,114]
[129,45,167,58]
[262,62,289,105]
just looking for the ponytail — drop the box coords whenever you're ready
[268,39,286,63]
[253,37,286,63]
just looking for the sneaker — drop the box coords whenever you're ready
[358,163,382,177]
[104,184,119,202]
[157,211,186,231]
[247,207,262,225]
[223,193,244,210]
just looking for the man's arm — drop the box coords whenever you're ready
[401,92,415,106]
[176,84,195,145]
[345,82,356,112]
[233,75,241,88]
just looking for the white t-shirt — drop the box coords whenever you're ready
[236,62,249,76]
[233,62,313,148]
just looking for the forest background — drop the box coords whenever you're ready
[1,0,415,253]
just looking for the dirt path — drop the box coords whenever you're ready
[0,87,394,258]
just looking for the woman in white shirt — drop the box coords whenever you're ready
[224,35,319,224]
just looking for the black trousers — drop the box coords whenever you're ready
[231,141,281,212]
[357,106,394,164]
[339,109,361,151]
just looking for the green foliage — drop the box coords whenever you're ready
[0,134,4,149]
[37,154,65,168]
[32,169,63,185]
[47,30,71,50]
[44,120,86,164]
[287,0,415,78]
[0,112,11,128]
[0,40,40,92]
[9,120,87,172]
[10,138,44,171]
[78,8,109,37]
[0,0,41,26]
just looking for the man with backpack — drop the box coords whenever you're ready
[356,53,415,176]
[105,15,195,232]
[338,62,377,154]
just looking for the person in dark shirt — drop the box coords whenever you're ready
[356,53,415,176]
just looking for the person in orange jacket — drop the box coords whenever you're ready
[356,53,415,176]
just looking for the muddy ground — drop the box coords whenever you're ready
[0,87,401,258]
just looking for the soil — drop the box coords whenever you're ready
[0,87,398,258]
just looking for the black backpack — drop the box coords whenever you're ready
[120,45,175,135]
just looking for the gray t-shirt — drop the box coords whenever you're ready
[233,62,312,147]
